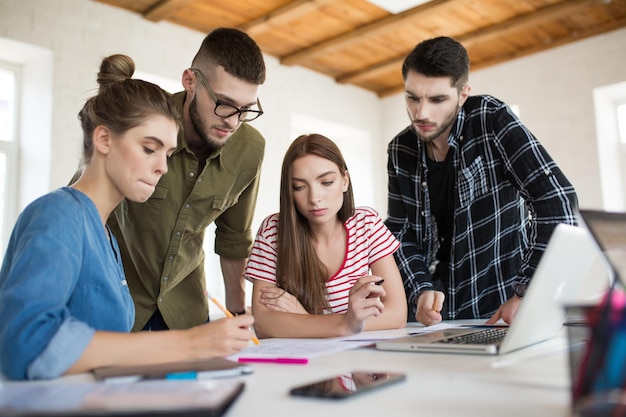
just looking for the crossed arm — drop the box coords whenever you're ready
[251,255,407,339]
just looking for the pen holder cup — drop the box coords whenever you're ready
[564,290,626,416]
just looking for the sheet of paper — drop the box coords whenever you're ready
[231,323,466,360]
[229,338,371,360]
[338,323,464,341]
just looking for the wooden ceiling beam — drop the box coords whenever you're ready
[469,16,626,71]
[459,0,601,48]
[238,0,336,36]
[143,0,195,22]
[338,0,602,85]
[280,0,459,66]
[375,15,626,98]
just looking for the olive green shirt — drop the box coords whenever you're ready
[108,92,265,331]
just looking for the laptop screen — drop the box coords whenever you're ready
[579,209,626,288]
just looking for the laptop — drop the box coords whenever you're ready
[376,223,603,355]
[578,209,626,288]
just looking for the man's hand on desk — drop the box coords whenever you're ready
[415,290,445,326]
[485,295,522,325]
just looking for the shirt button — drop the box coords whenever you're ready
[159,298,162,302]
[121,280,127,286]
[176,231,181,237]
[421,181,427,188]
[185,204,190,209]
[198,178,202,183]
[189,172,195,178]
[163,276,168,281]
[168,256,174,260]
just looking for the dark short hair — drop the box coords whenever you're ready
[192,27,266,84]
[402,36,469,90]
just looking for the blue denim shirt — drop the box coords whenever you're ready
[0,188,134,380]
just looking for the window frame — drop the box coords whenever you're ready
[618,101,626,145]
[0,61,20,252]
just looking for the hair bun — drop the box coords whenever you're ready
[97,54,135,89]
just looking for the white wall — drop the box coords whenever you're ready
[381,28,626,211]
[0,0,383,214]
[0,0,382,307]
[1,0,625,306]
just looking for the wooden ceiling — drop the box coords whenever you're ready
[93,0,626,97]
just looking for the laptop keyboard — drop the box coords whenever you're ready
[439,328,508,345]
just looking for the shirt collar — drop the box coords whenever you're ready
[449,102,467,147]
[171,91,224,162]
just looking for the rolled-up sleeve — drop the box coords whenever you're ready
[26,318,95,380]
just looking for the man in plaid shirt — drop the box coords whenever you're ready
[385,36,578,326]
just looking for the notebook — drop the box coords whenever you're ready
[92,357,253,382]
[376,223,602,355]
[0,379,245,417]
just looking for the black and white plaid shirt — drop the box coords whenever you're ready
[385,95,578,320]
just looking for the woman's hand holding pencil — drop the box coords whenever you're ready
[206,292,260,346]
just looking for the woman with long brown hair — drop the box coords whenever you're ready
[245,134,406,338]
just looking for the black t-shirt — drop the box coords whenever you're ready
[426,148,455,284]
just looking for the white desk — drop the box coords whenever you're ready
[226,324,574,417]
[1,323,576,417]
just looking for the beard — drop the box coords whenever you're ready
[409,106,459,143]
[189,95,227,153]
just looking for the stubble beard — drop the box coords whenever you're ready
[189,96,229,153]
[411,109,458,144]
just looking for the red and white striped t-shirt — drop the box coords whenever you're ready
[244,207,400,313]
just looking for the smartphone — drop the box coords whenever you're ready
[289,371,406,399]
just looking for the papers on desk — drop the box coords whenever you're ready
[0,378,244,416]
[346,323,465,340]
[229,323,464,361]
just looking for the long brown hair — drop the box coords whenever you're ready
[276,134,355,313]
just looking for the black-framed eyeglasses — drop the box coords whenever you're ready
[190,68,263,122]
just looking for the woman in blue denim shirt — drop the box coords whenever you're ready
[0,54,256,380]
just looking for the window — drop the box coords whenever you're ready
[618,103,626,144]
[0,63,19,252]
[593,81,626,211]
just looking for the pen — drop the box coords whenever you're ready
[206,292,260,345]
[238,357,308,365]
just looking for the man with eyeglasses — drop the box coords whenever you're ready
[108,27,267,331]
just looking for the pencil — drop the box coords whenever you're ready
[206,292,260,345]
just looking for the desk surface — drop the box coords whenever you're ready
[1,322,575,417]
[227,331,573,417]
